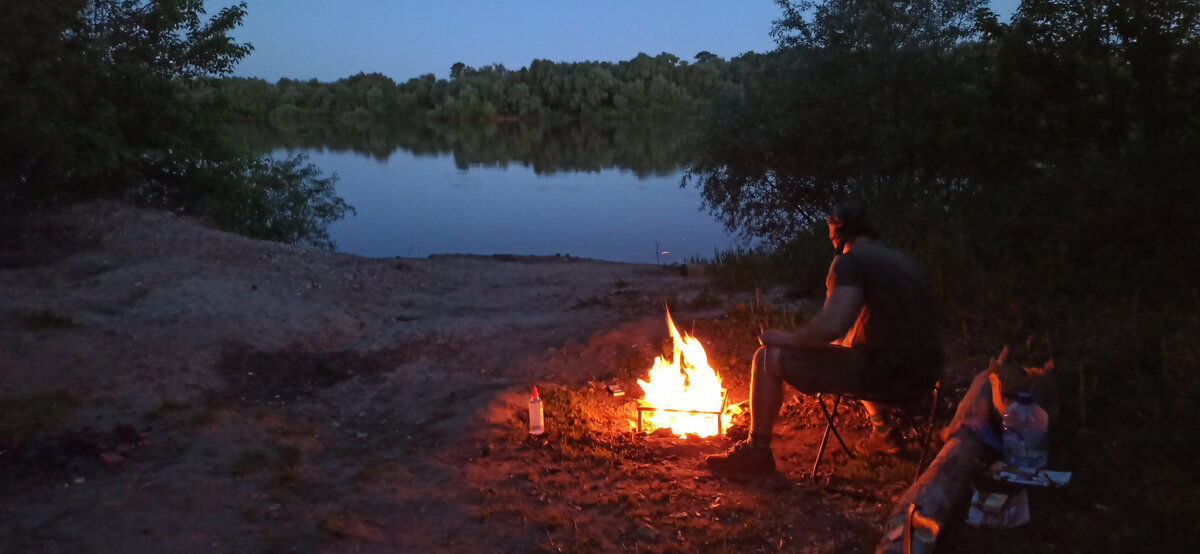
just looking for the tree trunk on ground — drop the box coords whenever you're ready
[876,367,996,554]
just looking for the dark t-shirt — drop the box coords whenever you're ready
[826,240,943,388]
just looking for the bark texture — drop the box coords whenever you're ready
[876,367,996,554]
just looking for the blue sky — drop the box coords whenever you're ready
[207,0,1021,83]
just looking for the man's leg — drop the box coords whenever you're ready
[855,399,903,455]
[776,346,902,455]
[706,344,867,473]
[861,401,883,429]
[749,346,784,447]
[703,346,779,473]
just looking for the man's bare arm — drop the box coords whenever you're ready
[760,286,864,348]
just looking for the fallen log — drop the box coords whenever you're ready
[876,364,998,554]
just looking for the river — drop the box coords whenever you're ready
[242,119,739,264]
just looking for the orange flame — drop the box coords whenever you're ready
[636,308,733,437]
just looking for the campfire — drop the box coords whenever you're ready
[635,308,735,437]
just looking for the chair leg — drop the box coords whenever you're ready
[811,394,837,479]
[822,395,855,458]
[914,382,940,481]
[811,393,856,479]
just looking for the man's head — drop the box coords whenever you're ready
[826,200,879,254]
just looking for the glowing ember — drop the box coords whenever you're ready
[636,308,733,437]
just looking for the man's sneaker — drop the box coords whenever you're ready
[704,440,776,473]
[854,428,904,456]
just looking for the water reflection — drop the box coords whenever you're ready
[231,119,738,263]
[232,119,699,177]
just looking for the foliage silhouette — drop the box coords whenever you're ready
[689,1,1200,550]
[0,1,353,247]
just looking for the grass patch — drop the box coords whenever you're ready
[230,448,271,477]
[689,286,722,309]
[838,454,915,483]
[571,295,610,309]
[21,309,75,329]
[613,346,652,381]
[319,514,354,537]
[539,387,615,462]
[268,444,304,488]
[352,459,391,483]
[0,389,82,446]
[698,229,828,295]
[503,386,640,468]
[141,398,190,423]
[720,300,799,333]
[183,397,229,428]
[230,443,305,498]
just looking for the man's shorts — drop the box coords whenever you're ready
[774,345,930,400]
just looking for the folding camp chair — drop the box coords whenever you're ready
[809,380,941,481]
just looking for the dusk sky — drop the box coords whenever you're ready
[205,1,1022,84]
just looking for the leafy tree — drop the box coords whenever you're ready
[688,4,1200,547]
[687,0,987,243]
[0,0,352,246]
[1,0,246,207]
[205,153,352,248]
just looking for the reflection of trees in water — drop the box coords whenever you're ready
[227,119,698,178]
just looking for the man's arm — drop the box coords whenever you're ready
[760,285,864,348]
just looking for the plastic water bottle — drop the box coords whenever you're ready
[1002,392,1049,472]
[528,386,545,435]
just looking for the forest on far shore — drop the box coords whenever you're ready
[202,51,758,123]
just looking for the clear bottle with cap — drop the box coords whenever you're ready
[1002,392,1049,473]
[528,386,544,435]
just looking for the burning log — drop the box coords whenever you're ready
[634,308,736,437]
[636,391,728,436]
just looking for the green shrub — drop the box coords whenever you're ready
[22,309,74,329]
[0,390,81,446]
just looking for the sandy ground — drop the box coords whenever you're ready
[0,203,929,553]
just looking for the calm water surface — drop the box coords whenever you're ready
[266,122,739,264]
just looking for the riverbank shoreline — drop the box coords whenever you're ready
[1,201,914,552]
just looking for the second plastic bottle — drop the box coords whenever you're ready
[1002,392,1049,473]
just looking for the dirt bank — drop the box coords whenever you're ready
[1,202,927,553]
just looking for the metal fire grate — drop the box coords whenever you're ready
[636,390,729,436]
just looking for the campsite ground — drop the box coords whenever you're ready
[0,203,966,553]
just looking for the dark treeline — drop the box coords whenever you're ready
[203,51,761,123]
[690,0,1199,550]
[693,0,1200,243]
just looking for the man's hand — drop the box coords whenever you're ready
[758,286,864,349]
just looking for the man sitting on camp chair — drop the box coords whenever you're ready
[705,201,943,473]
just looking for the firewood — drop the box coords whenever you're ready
[875,366,995,554]
[940,365,997,443]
